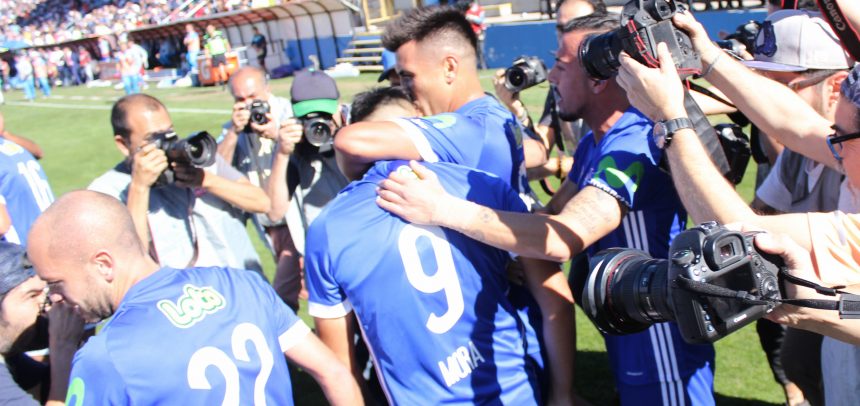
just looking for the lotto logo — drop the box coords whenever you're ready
[157,284,226,328]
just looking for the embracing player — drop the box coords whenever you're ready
[306,160,575,404]
[26,191,362,405]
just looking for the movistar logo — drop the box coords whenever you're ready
[157,284,226,329]
[65,377,85,406]
[425,114,458,129]
[594,156,644,197]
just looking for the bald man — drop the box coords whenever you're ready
[217,66,305,310]
[27,190,362,405]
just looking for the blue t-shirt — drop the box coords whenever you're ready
[65,267,309,405]
[306,160,539,405]
[569,108,714,390]
[392,95,530,196]
[0,139,53,246]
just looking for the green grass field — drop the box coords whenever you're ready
[1,73,782,405]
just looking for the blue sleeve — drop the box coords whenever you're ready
[304,221,351,319]
[65,339,128,405]
[392,113,483,167]
[587,132,659,209]
[244,271,309,352]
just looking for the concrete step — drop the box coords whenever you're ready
[337,56,382,64]
[349,39,382,47]
[356,65,384,72]
[354,30,383,38]
[343,47,385,55]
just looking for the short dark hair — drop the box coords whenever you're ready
[111,94,166,140]
[350,86,413,124]
[556,0,607,15]
[561,11,619,34]
[382,6,477,54]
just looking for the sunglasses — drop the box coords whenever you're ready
[826,125,860,164]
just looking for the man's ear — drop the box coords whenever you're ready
[591,78,609,94]
[114,135,131,158]
[443,55,459,85]
[92,250,115,283]
[826,70,850,110]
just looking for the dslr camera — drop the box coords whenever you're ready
[298,112,335,147]
[579,0,701,80]
[150,130,217,185]
[715,20,761,56]
[244,99,270,132]
[504,56,548,92]
[581,222,783,344]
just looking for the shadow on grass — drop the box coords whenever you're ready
[714,394,781,406]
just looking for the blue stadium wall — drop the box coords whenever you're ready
[484,8,768,69]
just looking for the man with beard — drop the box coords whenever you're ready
[375,12,716,405]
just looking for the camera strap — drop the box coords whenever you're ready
[815,0,860,61]
[675,275,860,319]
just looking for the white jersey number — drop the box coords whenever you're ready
[398,224,464,334]
[16,160,52,210]
[187,323,275,406]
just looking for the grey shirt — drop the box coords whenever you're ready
[755,148,843,213]
[88,156,262,274]
[0,358,37,406]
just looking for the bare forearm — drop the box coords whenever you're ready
[265,153,290,222]
[126,183,152,248]
[523,138,548,169]
[203,175,271,213]
[2,132,42,159]
[705,49,836,168]
[47,341,78,402]
[438,197,582,262]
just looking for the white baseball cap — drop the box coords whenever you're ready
[744,10,853,72]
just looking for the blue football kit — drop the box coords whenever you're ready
[65,267,310,405]
[0,138,53,246]
[391,94,530,196]
[306,160,540,405]
[570,107,715,406]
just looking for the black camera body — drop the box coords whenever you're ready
[245,99,270,131]
[151,130,217,186]
[504,56,548,92]
[715,123,751,185]
[715,20,761,56]
[298,112,335,147]
[667,222,782,343]
[582,222,783,344]
[580,0,701,80]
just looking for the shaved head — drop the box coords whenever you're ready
[28,190,147,321]
[229,66,268,100]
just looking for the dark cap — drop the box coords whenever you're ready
[0,242,35,297]
[377,50,398,83]
[291,69,340,117]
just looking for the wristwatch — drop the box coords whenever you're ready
[653,117,694,149]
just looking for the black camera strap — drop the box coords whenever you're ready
[674,275,860,319]
[815,0,860,62]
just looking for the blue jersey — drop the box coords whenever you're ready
[306,160,539,405]
[569,108,714,404]
[65,267,309,406]
[392,95,530,195]
[0,139,53,246]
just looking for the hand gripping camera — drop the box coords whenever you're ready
[244,99,270,132]
[581,222,860,344]
[504,56,548,93]
[150,130,217,186]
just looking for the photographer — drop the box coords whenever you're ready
[89,94,270,274]
[376,12,717,405]
[493,0,604,180]
[613,9,860,404]
[265,69,348,307]
[218,66,302,308]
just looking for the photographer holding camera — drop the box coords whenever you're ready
[376,11,718,405]
[613,8,860,404]
[492,0,604,181]
[264,69,349,307]
[89,94,270,274]
[218,66,304,309]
